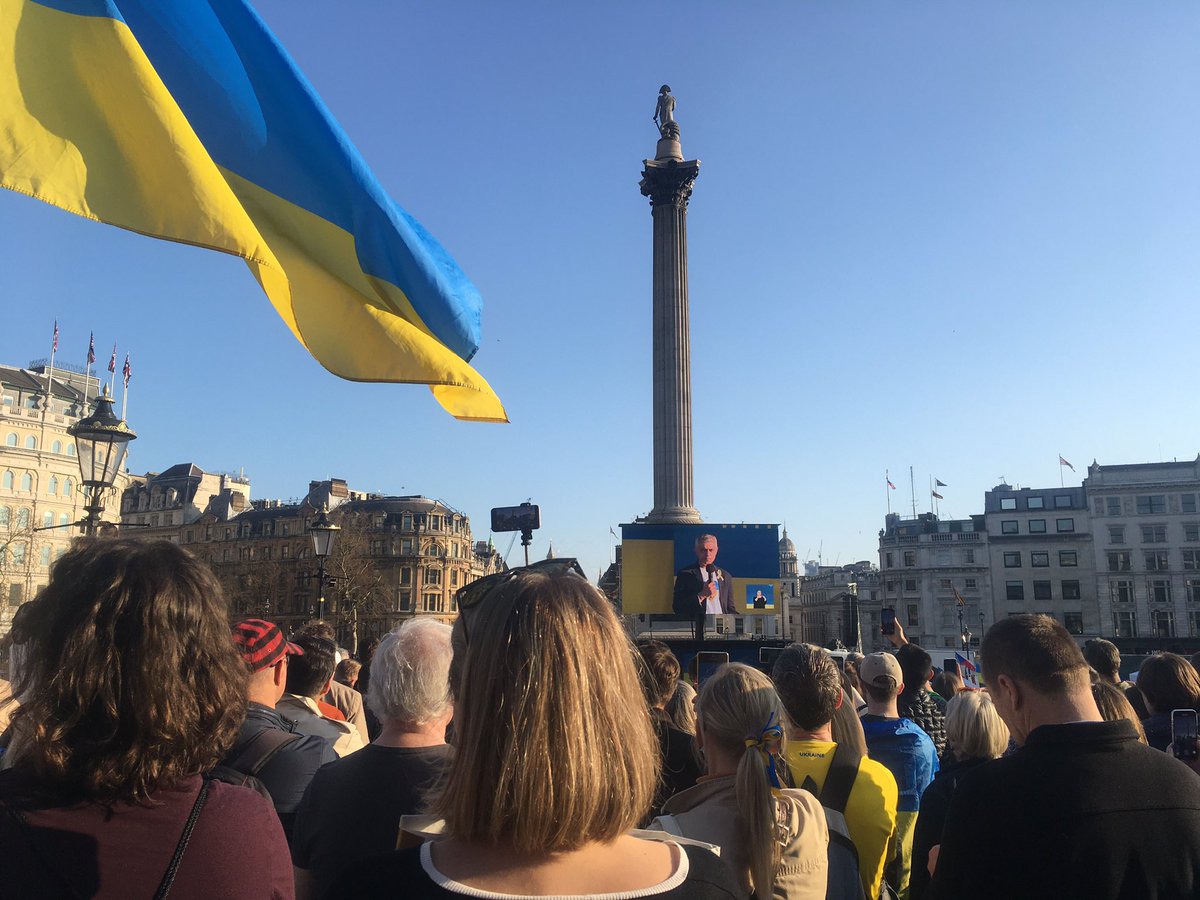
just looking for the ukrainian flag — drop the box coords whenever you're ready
[0,0,507,422]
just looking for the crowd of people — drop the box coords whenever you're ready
[1,539,1200,898]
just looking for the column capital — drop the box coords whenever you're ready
[640,158,700,210]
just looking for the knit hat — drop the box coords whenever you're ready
[232,619,304,673]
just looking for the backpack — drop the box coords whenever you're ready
[799,741,869,900]
[208,727,301,803]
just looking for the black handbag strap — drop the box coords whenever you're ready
[819,740,861,814]
[152,777,211,900]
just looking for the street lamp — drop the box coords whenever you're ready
[67,387,136,536]
[309,509,340,620]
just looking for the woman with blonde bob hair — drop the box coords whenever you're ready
[653,663,829,900]
[335,561,742,898]
[909,690,1009,899]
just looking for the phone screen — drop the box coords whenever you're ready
[943,658,959,676]
[1172,709,1199,761]
[695,651,730,688]
[881,607,896,636]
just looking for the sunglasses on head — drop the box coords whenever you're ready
[455,557,587,644]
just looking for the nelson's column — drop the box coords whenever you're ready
[640,85,702,525]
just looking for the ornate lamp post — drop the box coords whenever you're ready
[67,388,136,536]
[309,510,339,621]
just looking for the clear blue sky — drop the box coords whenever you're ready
[3,2,1198,579]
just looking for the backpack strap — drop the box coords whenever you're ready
[225,727,302,778]
[819,741,861,815]
[152,778,210,900]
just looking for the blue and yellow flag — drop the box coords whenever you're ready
[0,0,507,422]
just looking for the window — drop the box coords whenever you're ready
[1111,580,1134,604]
[1183,494,1198,515]
[886,580,896,593]
[12,543,25,564]
[1056,518,1075,533]
[963,549,975,564]
[1004,552,1022,568]
[4,434,15,447]
[23,436,35,450]
[16,508,29,529]
[1145,551,1170,571]
[885,552,894,568]
[939,578,953,590]
[1027,496,1045,510]
[1136,495,1167,515]
[8,584,23,607]
[1186,524,1200,543]
[67,444,75,457]
[1153,610,1175,638]
[281,544,291,559]
[1000,498,1017,510]
[401,538,414,555]
[965,578,977,590]
[1028,519,1047,534]
[41,512,52,528]
[1150,579,1172,604]
[1031,552,1049,567]
[402,513,413,530]
[451,569,459,587]
[1059,551,1078,567]
[1006,581,1024,601]
[0,507,7,526]
[1113,611,1137,637]
[1107,551,1132,572]
[397,590,412,612]
[47,476,58,496]
[1189,579,1200,604]
[1064,612,1083,634]
[1190,610,1200,636]
[1033,581,1052,601]
[1062,580,1081,600]
[19,474,32,492]
[1106,497,1122,516]
[1001,520,1019,535]
[1108,525,1125,544]
[903,551,916,567]
[430,516,441,531]
[907,604,919,627]
[4,471,15,490]
[904,578,917,592]
[1142,524,1168,543]
[1183,550,1200,571]
[63,478,72,496]
[1054,495,1073,509]
[58,513,68,526]
[51,440,61,454]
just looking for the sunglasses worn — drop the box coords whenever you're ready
[455,557,587,644]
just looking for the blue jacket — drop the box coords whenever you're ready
[860,715,939,813]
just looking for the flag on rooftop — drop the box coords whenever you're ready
[932,489,944,500]
[935,478,948,487]
[887,477,897,490]
[52,320,58,353]
[1059,455,1075,471]
[86,332,95,367]
[122,354,132,388]
[108,343,117,374]
[1,0,506,422]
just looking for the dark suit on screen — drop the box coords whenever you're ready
[672,564,735,618]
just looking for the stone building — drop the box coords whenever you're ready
[1,361,133,638]
[120,476,504,651]
[877,512,990,652]
[795,562,879,650]
[983,483,1095,636]
[1084,458,1200,646]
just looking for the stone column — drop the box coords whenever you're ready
[640,141,701,525]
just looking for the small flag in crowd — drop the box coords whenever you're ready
[122,354,132,388]
[108,343,117,374]
[935,478,948,487]
[1059,455,1075,472]
[956,652,980,689]
[86,332,95,367]
[52,320,58,353]
[932,489,944,501]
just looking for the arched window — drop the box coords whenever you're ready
[42,511,53,528]
[58,513,69,526]
[64,478,74,496]
[48,476,58,496]
[24,436,35,450]
[17,508,30,529]
[67,443,76,457]
[2,472,13,490]
[40,546,51,567]
[4,434,15,447]
[51,440,62,454]
[20,473,33,492]
[0,507,9,526]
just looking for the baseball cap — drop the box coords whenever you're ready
[859,651,902,690]
[232,619,304,672]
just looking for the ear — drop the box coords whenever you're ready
[273,659,287,688]
[994,674,1022,709]
[321,677,334,697]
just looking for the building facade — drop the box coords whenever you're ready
[1084,459,1200,646]
[795,562,879,650]
[1,361,132,638]
[877,512,991,652]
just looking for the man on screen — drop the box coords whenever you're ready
[672,534,734,635]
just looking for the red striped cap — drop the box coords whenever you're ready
[232,619,304,672]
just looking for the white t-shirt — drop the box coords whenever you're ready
[700,568,724,616]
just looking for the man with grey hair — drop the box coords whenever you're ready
[673,533,733,641]
[291,618,453,900]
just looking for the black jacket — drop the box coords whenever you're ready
[672,564,734,617]
[927,720,1200,900]
[898,689,947,759]
[909,755,991,900]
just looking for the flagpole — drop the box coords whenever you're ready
[41,320,58,444]
[109,343,118,396]
[909,466,917,519]
[885,470,891,515]
[1059,454,1064,488]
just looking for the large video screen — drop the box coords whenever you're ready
[620,522,780,615]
